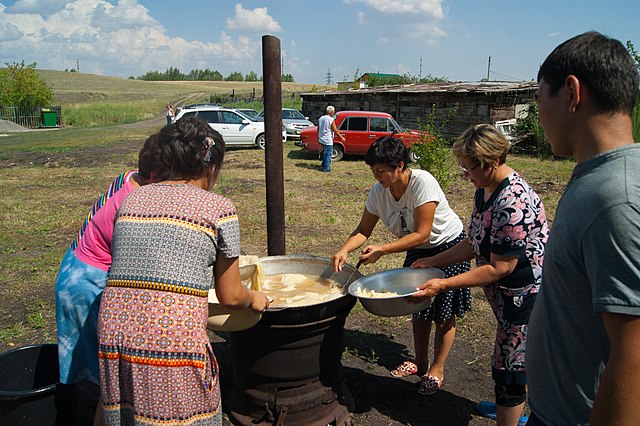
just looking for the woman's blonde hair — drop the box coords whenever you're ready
[452,123,510,168]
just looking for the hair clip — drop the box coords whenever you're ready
[203,137,215,148]
[203,137,215,163]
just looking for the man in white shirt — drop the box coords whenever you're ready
[318,105,345,172]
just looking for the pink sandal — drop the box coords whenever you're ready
[390,360,420,378]
[418,373,443,395]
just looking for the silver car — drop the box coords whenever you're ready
[256,108,314,140]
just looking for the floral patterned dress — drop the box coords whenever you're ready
[97,183,240,425]
[468,171,548,385]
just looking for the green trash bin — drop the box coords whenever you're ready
[41,109,57,128]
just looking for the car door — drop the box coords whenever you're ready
[219,110,252,145]
[338,116,369,155]
[368,116,395,145]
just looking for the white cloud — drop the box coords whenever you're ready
[547,32,560,37]
[91,0,158,31]
[357,11,366,25]
[0,0,264,77]
[345,0,443,19]
[5,0,67,15]
[226,4,282,33]
[0,21,22,42]
[346,0,446,41]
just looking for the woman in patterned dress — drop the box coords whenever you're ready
[332,136,472,396]
[96,117,270,425]
[410,123,549,426]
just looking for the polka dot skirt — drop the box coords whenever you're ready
[404,231,472,324]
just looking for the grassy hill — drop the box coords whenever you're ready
[35,70,331,127]
[37,69,328,105]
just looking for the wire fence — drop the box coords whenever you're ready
[0,106,61,129]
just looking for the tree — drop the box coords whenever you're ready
[225,71,243,81]
[626,40,640,73]
[0,61,54,108]
[281,74,294,82]
[245,71,258,82]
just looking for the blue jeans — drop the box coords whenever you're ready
[321,144,333,172]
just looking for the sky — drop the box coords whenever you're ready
[0,0,638,84]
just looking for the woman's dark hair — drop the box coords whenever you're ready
[364,136,410,170]
[156,117,225,182]
[538,31,639,115]
[138,134,169,182]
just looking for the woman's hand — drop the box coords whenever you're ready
[249,290,270,313]
[332,250,348,273]
[407,278,447,303]
[410,257,435,269]
[360,245,384,264]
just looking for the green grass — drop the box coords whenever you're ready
[0,72,578,350]
[34,70,326,128]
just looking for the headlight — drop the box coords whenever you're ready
[284,123,296,130]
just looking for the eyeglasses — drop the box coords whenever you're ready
[459,163,480,173]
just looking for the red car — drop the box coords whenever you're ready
[299,110,428,161]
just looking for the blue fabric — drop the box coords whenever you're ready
[55,247,108,384]
[477,401,529,426]
[321,144,333,172]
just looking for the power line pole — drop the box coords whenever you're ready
[486,56,491,81]
[325,68,332,85]
[419,56,422,81]
[76,58,80,73]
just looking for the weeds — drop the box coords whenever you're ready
[410,103,458,191]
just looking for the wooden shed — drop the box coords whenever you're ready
[300,81,537,139]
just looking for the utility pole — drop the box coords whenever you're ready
[76,58,80,73]
[325,68,332,85]
[486,56,491,81]
[419,56,423,81]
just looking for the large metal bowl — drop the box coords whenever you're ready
[348,267,444,317]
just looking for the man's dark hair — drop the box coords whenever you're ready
[365,136,410,170]
[537,31,639,115]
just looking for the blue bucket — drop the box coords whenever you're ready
[0,344,59,425]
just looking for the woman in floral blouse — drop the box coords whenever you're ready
[409,123,549,426]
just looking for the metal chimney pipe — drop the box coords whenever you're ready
[262,35,285,256]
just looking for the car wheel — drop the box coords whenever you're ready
[256,133,266,150]
[409,149,419,163]
[332,145,344,161]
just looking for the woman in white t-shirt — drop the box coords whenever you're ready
[332,136,471,395]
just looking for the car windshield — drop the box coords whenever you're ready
[286,110,306,120]
[390,118,404,132]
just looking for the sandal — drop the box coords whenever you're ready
[390,360,420,378]
[418,373,443,395]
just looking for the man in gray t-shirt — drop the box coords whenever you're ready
[526,31,640,425]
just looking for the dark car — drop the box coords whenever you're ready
[299,110,427,161]
[256,108,314,140]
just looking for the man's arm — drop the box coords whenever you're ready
[590,312,640,425]
[331,120,345,142]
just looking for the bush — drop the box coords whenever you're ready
[0,61,54,108]
[512,103,552,157]
[410,104,458,191]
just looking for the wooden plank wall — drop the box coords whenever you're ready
[301,89,535,139]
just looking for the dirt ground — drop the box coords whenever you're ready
[210,291,508,426]
[0,115,527,425]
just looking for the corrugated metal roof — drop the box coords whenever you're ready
[303,80,538,95]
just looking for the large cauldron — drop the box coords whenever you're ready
[228,255,362,426]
